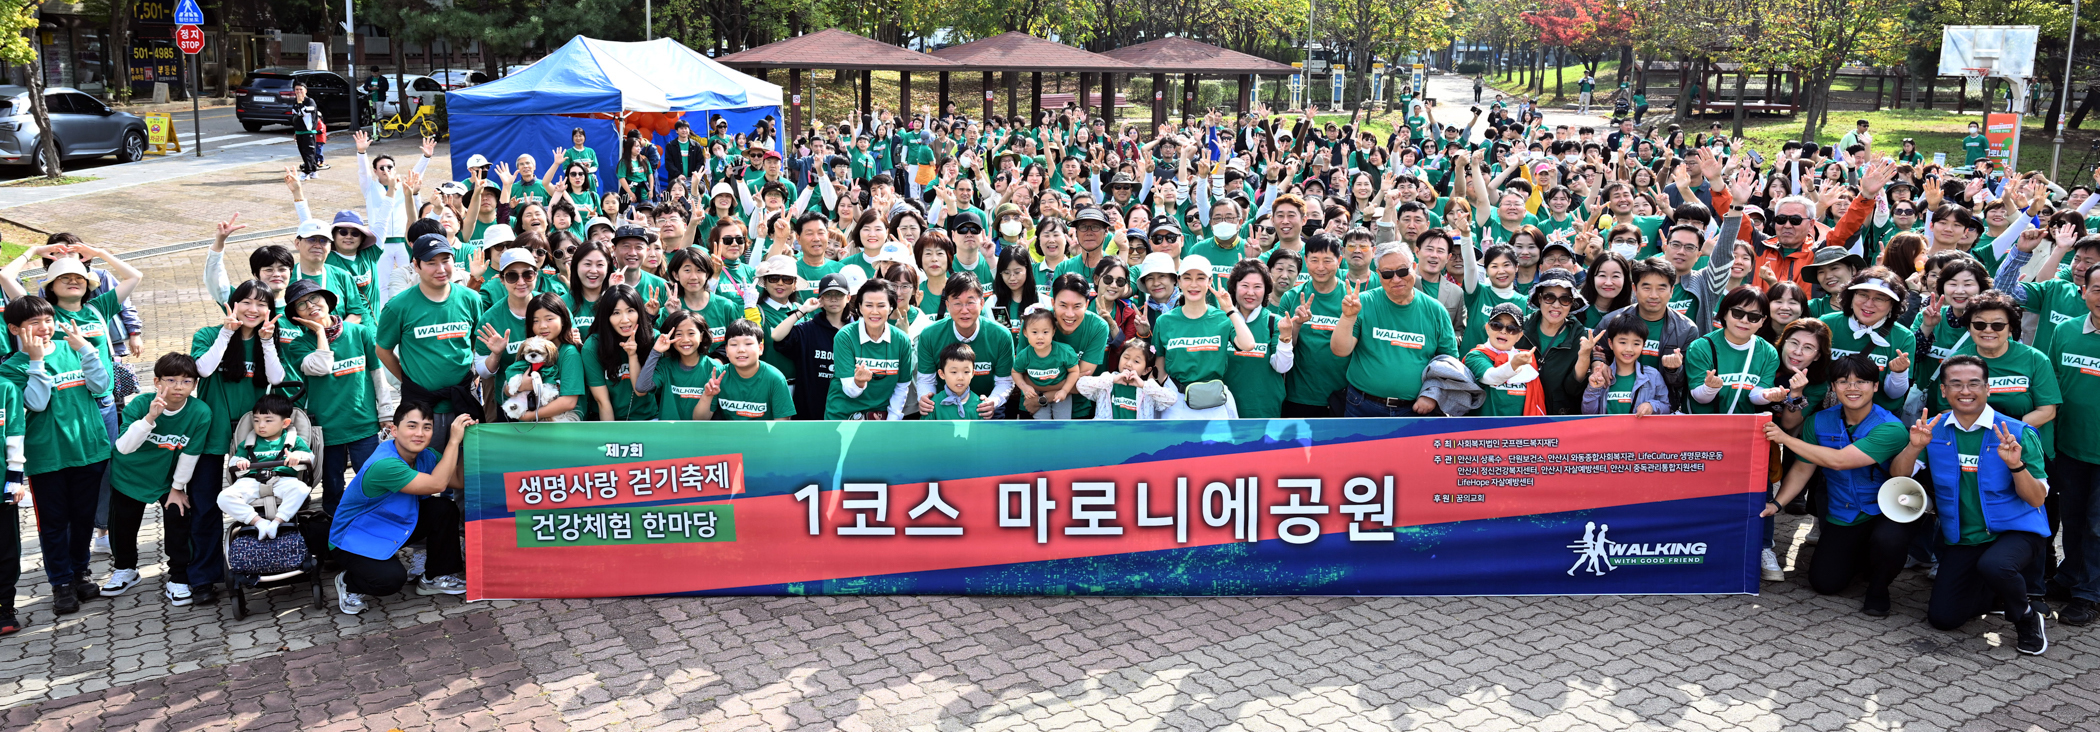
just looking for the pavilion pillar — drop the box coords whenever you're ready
[1078,73,1092,118]
[860,69,872,118]
[1152,73,1167,129]
[1031,72,1043,120]
[1182,73,1198,122]
[1238,74,1252,113]
[787,68,802,141]
[981,71,994,121]
[900,71,912,117]
[1005,71,1019,120]
[938,71,951,115]
[1101,73,1115,126]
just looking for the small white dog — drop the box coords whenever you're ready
[502,337,564,420]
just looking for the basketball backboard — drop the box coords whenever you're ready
[1939,25,2039,77]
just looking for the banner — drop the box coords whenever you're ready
[1984,112,2019,163]
[463,416,1767,599]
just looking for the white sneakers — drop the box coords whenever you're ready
[334,573,368,615]
[1761,548,1785,582]
[99,569,140,596]
[416,574,466,596]
[90,533,111,555]
[164,582,192,606]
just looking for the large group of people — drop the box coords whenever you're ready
[4,88,2100,658]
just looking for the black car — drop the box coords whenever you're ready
[234,68,363,132]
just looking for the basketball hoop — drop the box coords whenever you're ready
[1961,67,1994,79]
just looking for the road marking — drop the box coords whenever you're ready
[217,137,294,149]
[185,134,251,144]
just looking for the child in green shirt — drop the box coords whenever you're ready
[1011,309,1079,419]
[930,343,983,420]
[102,354,213,602]
[216,394,313,540]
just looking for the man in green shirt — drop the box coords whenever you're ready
[2046,271,2100,625]
[1331,242,1458,415]
[609,225,672,311]
[507,153,550,208]
[100,354,209,603]
[913,276,1013,418]
[1186,199,1248,278]
[1962,122,1989,166]
[1279,236,1350,417]
[375,235,481,447]
[1890,354,2052,655]
[715,320,795,420]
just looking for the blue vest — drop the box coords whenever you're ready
[1925,415,2051,544]
[1812,405,1899,524]
[328,440,437,561]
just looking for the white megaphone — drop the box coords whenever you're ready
[1878,477,1931,523]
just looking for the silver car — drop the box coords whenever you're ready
[0,86,149,175]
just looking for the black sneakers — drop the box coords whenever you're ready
[72,581,100,604]
[2015,608,2048,656]
[51,584,79,615]
[1862,587,1891,617]
[2059,599,2097,627]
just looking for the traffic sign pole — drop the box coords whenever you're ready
[178,23,204,157]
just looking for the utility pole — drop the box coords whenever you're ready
[646,0,653,40]
[2050,0,2080,180]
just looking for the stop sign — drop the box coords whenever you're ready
[176,25,203,55]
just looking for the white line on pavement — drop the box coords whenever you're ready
[218,137,294,149]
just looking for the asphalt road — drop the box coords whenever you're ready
[0,105,305,182]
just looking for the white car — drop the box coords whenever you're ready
[375,75,449,118]
[430,69,489,90]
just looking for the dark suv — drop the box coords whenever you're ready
[235,68,362,132]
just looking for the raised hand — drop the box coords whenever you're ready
[1789,369,1809,392]
[853,359,873,386]
[1919,294,1942,332]
[477,325,510,357]
[1994,421,2026,466]
[1704,369,1722,390]
[652,332,673,354]
[1589,363,1610,389]
[703,370,724,397]
[422,136,437,158]
[1908,409,1936,449]
[147,393,169,418]
[1888,349,1911,374]
[2015,227,2048,254]
[1338,280,1363,318]
[1510,350,1535,369]
[1661,348,1683,371]
[354,130,371,154]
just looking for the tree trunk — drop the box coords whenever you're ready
[1616,45,1631,87]
[1730,69,1748,138]
[1553,47,1565,102]
[2070,83,2097,129]
[2041,77,2064,136]
[1673,56,1691,124]
[110,0,134,103]
[393,26,408,114]
[25,65,62,178]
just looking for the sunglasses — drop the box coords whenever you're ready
[1893,208,1916,216]
[1379,267,1412,281]
[569,171,587,177]
[1771,215,1809,226]
[719,236,749,245]
[1098,275,1128,287]
[1535,292,1577,307]
[1727,307,1766,323]
[953,227,983,235]
[502,269,537,283]
[376,166,395,174]
[1486,320,1521,334]
[1154,234,1181,242]
[1969,320,2010,332]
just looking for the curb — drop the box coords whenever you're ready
[16,226,299,279]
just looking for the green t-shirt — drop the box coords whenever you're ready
[654,356,719,421]
[235,431,311,479]
[1223,308,1286,419]
[665,294,746,345]
[278,319,379,441]
[1460,286,1529,353]
[1052,311,1111,419]
[1952,341,2063,460]
[1605,371,1638,414]
[2048,316,2100,463]
[1184,238,1246,278]
[1150,306,1236,387]
[794,258,843,302]
[1684,331,1778,415]
[826,324,914,418]
[328,245,385,311]
[1951,420,2050,545]
[715,362,794,420]
[1344,289,1458,401]
[2020,279,2086,354]
[475,301,531,359]
[375,284,481,412]
[357,453,420,500]
[498,342,587,413]
[1013,341,1080,389]
[758,299,804,381]
[1463,347,1531,417]
[1819,312,1918,414]
[509,179,552,208]
[1962,134,1989,165]
[110,393,211,503]
[1279,281,1348,408]
[187,326,272,457]
[915,319,1016,397]
[0,346,111,471]
[52,289,123,399]
[581,335,660,421]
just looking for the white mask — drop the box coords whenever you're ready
[999,220,1024,238]
[1211,222,1239,241]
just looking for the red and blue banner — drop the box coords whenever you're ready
[462,416,1770,599]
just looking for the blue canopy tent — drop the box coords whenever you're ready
[448,36,784,203]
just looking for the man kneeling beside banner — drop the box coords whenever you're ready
[462,415,1769,599]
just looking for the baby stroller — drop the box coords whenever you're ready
[219,386,329,619]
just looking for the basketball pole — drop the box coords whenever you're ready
[2050,0,2079,180]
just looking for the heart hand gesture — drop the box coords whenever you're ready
[1661,348,1683,370]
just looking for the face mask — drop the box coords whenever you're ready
[1212,222,1239,241]
[999,220,1025,238]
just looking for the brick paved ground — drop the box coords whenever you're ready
[4,90,2099,730]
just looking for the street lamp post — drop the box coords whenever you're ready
[2050,0,2080,180]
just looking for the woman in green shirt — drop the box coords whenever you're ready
[1956,292,2061,460]
[1222,260,1297,419]
[826,281,913,420]
[185,280,286,602]
[1685,288,1785,415]
[1460,242,1530,352]
[1916,257,1989,411]
[618,133,656,203]
[567,242,614,331]
[278,279,383,513]
[1149,255,1257,420]
[582,286,657,421]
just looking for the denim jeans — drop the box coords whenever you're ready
[29,462,108,588]
[321,434,382,518]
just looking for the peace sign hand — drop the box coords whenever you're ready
[1338,280,1363,318]
[1908,410,1936,449]
[1919,294,1943,331]
[1994,421,2025,466]
[703,369,724,397]
[652,332,674,354]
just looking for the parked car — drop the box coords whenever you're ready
[234,68,362,132]
[0,86,149,175]
[376,75,448,118]
[430,70,489,90]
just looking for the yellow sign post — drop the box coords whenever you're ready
[143,112,181,155]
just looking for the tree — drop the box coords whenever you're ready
[1522,0,1637,101]
[1319,0,1454,109]
[1732,0,1910,141]
[0,0,60,178]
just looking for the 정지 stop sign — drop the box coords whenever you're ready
[177,25,204,55]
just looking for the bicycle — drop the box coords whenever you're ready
[377,99,444,141]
